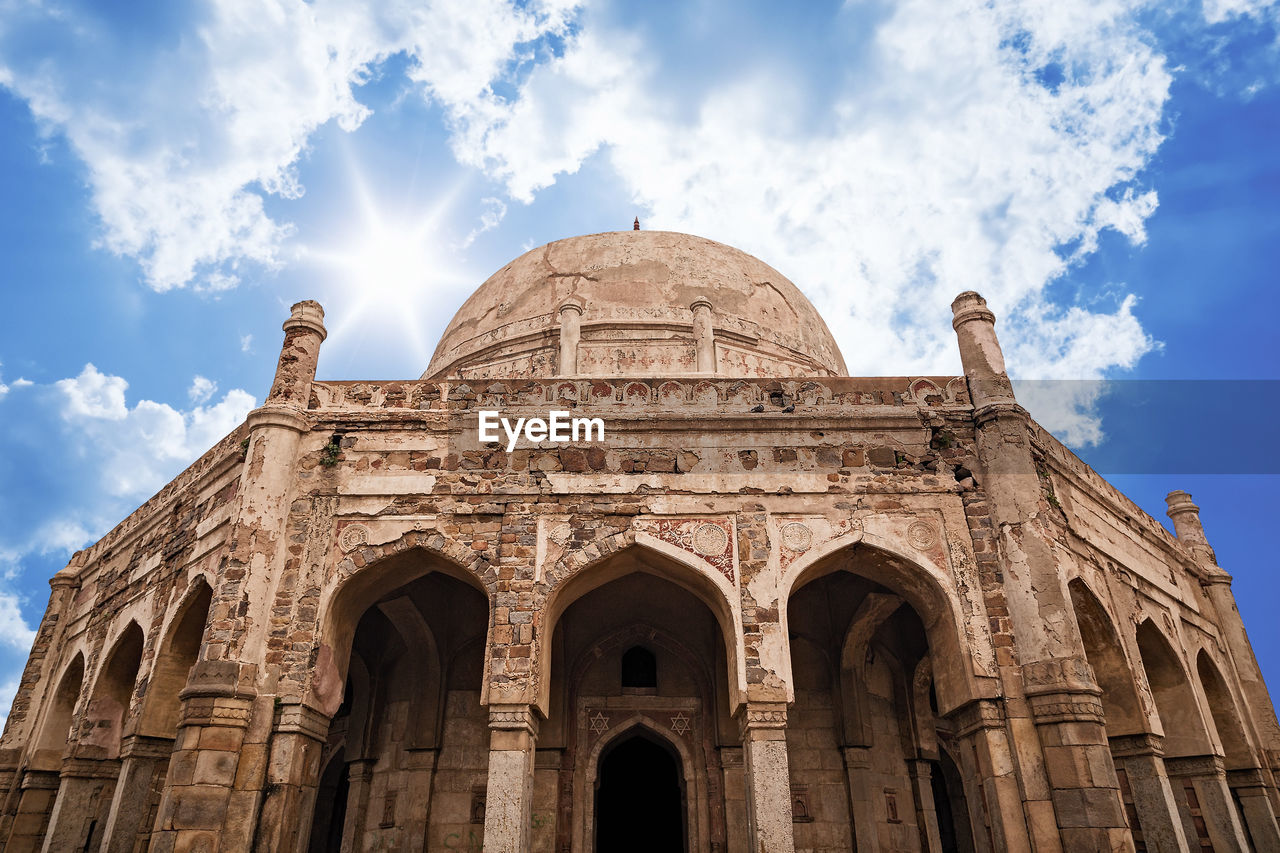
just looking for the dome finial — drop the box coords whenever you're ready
[633,216,640,231]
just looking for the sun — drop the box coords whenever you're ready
[300,153,475,367]
[340,221,437,304]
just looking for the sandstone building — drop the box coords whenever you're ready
[0,230,1277,852]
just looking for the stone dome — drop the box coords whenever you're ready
[424,230,847,379]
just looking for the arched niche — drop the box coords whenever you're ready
[1195,650,1254,770]
[579,715,700,853]
[307,564,490,853]
[1135,619,1213,757]
[786,563,957,853]
[1068,579,1145,736]
[83,621,145,759]
[318,544,491,691]
[540,541,743,715]
[138,577,212,738]
[782,539,980,714]
[32,653,85,770]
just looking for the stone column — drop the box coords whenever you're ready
[252,702,331,853]
[557,299,583,375]
[908,758,944,853]
[1108,733,1189,853]
[340,758,375,851]
[41,757,120,852]
[149,664,259,853]
[691,298,716,373]
[840,746,881,852]
[946,697,1032,853]
[1227,767,1280,851]
[151,301,325,852]
[99,734,175,853]
[1168,492,1280,818]
[402,748,439,851]
[2,770,60,852]
[739,702,795,853]
[952,292,1131,851]
[483,703,539,853]
[0,559,82,845]
[1164,754,1250,852]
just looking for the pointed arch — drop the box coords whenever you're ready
[1135,618,1213,756]
[1195,650,1254,770]
[578,714,700,853]
[83,620,145,758]
[1068,578,1145,735]
[32,653,85,769]
[783,536,979,713]
[138,577,212,737]
[539,540,744,714]
[320,542,491,685]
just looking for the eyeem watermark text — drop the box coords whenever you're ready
[478,410,605,452]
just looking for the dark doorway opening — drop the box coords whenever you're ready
[931,751,976,853]
[308,747,349,853]
[595,733,686,853]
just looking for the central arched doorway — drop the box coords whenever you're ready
[305,551,491,853]
[545,546,735,852]
[595,731,687,852]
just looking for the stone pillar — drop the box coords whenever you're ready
[252,702,331,853]
[151,301,325,852]
[946,698,1032,853]
[1164,754,1251,852]
[739,702,795,853]
[1168,491,1280,816]
[2,770,59,852]
[952,292,1131,851]
[41,757,119,852]
[99,734,174,853]
[1227,767,1280,851]
[691,298,716,373]
[908,759,944,853]
[266,299,327,407]
[557,299,583,375]
[483,704,539,853]
[149,664,259,853]
[1108,733,1189,853]
[402,748,439,851]
[340,758,375,851]
[840,746,881,851]
[0,559,82,845]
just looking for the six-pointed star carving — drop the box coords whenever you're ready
[589,711,609,734]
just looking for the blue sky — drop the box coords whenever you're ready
[0,0,1277,717]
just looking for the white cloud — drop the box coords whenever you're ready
[0,593,36,651]
[1201,0,1280,25]
[0,672,21,727]
[188,375,217,404]
[458,197,509,249]
[0,0,580,291]
[55,364,255,498]
[445,0,1181,443]
[240,334,254,353]
[55,364,128,420]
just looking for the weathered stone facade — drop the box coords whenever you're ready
[1,230,1277,852]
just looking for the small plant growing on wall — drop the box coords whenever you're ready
[320,433,343,467]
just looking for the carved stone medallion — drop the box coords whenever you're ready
[339,523,370,553]
[549,522,572,546]
[693,523,729,557]
[907,520,937,550]
[780,522,813,553]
